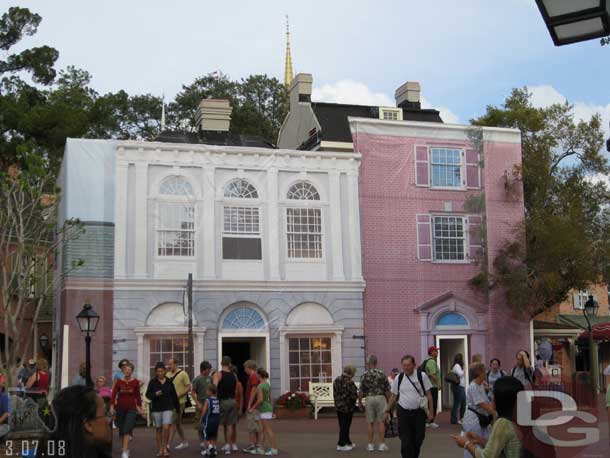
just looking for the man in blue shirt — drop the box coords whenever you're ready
[0,379,10,438]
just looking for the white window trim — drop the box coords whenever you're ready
[379,107,403,121]
[573,290,595,310]
[155,198,196,259]
[285,207,325,262]
[278,325,344,393]
[431,214,469,264]
[429,147,466,191]
[134,326,206,383]
[222,205,262,237]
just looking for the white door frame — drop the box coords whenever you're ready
[217,330,271,374]
[435,334,469,413]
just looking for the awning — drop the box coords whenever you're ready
[579,322,610,341]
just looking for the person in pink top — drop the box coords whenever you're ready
[96,376,112,414]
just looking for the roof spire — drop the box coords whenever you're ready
[284,15,293,88]
[160,93,166,131]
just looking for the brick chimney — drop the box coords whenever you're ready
[195,99,232,132]
[395,81,421,110]
[289,73,313,110]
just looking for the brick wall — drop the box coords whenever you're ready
[356,131,529,371]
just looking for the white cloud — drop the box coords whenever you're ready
[527,85,610,143]
[312,79,460,124]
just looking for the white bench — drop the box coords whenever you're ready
[309,382,363,420]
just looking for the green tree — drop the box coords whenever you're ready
[472,88,609,317]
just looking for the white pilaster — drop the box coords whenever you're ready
[346,171,363,280]
[136,333,144,381]
[332,331,343,381]
[328,171,345,280]
[201,166,216,279]
[114,161,129,278]
[134,161,148,277]
[267,167,281,280]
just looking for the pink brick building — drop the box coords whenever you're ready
[349,117,530,404]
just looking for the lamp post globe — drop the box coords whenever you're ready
[76,302,99,387]
[536,0,610,46]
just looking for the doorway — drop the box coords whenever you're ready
[222,340,251,391]
[220,336,268,403]
[435,335,469,410]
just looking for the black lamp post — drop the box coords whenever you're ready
[76,302,99,387]
[535,0,610,46]
[583,295,600,392]
[39,333,49,350]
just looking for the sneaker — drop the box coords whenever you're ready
[264,449,278,456]
[209,448,217,458]
[243,445,257,454]
[367,443,375,452]
[336,445,353,452]
[254,448,265,455]
[201,449,209,456]
[224,448,231,456]
[457,420,463,425]
[222,444,231,452]
[350,443,356,449]
[429,422,440,429]
[175,442,189,450]
[121,452,129,458]
[378,443,389,452]
[425,422,431,428]
[231,444,239,452]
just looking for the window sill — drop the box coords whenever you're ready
[428,186,468,192]
[431,260,470,265]
[222,259,263,263]
[286,258,325,263]
[155,256,195,261]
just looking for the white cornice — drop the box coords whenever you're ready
[348,118,522,144]
[134,326,207,336]
[63,278,365,292]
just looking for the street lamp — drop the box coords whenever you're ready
[76,302,99,387]
[582,295,600,392]
[535,0,610,46]
[39,334,49,350]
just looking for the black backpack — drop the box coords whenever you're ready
[417,358,432,375]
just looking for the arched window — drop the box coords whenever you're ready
[224,179,259,199]
[160,176,193,196]
[222,179,261,260]
[287,181,320,200]
[222,306,265,330]
[285,182,322,259]
[436,312,468,327]
[157,176,195,257]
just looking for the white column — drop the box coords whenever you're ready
[346,171,363,280]
[328,171,345,280]
[279,331,287,392]
[194,330,206,368]
[134,162,148,277]
[267,167,281,280]
[201,166,216,279]
[114,161,129,278]
[136,333,145,381]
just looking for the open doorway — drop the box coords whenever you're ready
[435,335,469,410]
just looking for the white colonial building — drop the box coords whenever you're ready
[57,102,365,395]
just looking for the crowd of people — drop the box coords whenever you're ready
[0,347,608,458]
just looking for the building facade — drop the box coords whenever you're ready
[56,129,365,395]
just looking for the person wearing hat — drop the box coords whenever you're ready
[423,346,440,428]
[333,365,358,451]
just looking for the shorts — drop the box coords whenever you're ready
[259,412,273,420]
[219,398,238,426]
[246,410,261,432]
[172,403,186,424]
[152,410,173,428]
[202,417,220,441]
[365,395,387,423]
[116,409,137,436]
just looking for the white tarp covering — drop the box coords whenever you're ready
[60,138,117,223]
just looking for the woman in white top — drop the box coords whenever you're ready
[461,363,496,458]
[450,353,466,425]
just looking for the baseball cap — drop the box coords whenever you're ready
[391,367,399,373]
[428,346,439,354]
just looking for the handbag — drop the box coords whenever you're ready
[468,407,493,428]
[444,372,460,385]
[384,416,399,438]
[170,369,193,408]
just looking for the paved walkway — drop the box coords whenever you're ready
[114,408,610,458]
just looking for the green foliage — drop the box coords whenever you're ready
[472,88,609,317]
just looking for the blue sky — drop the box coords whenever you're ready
[7,0,610,132]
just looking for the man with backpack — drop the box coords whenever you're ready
[385,355,434,458]
[420,346,440,428]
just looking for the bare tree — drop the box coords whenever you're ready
[0,161,83,387]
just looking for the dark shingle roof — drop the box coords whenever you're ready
[310,102,444,143]
[155,130,275,149]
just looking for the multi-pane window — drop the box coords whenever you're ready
[379,108,402,121]
[222,179,261,260]
[158,203,195,256]
[287,182,320,201]
[288,337,332,392]
[432,216,466,261]
[573,290,591,310]
[148,336,188,379]
[430,148,463,188]
[286,208,322,259]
